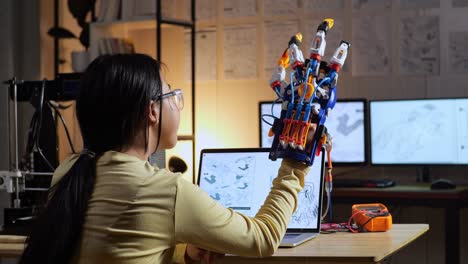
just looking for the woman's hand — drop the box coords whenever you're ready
[185,244,224,264]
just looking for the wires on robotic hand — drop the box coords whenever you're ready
[289,72,295,102]
[307,77,331,107]
[274,86,282,98]
[262,97,284,127]
[300,67,313,105]
[261,114,276,127]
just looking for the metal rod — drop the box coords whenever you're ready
[7,82,12,172]
[13,79,21,208]
[156,0,161,61]
[22,171,54,176]
[91,0,96,22]
[54,0,59,76]
[13,79,18,172]
[191,0,196,183]
[24,188,49,191]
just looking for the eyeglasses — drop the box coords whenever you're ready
[157,89,184,111]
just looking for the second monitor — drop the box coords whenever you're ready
[259,99,367,165]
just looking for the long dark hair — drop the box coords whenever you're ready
[19,54,163,264]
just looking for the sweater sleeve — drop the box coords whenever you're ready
[174,159,309,257]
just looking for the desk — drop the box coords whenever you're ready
[0,235,25,258]
[219,224,428,264]
[332,185,468,264]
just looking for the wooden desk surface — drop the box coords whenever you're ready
[0,225,429,263]
[219,224,429,264]
[0,235,26,258]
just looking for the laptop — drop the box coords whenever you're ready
[197,148,326,247]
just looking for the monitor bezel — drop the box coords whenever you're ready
[197,147,326,233]
[369,97,468,166]
[258,98,368,166]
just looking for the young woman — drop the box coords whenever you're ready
[19,54,310,264]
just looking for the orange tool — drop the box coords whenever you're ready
[351,203,392,232]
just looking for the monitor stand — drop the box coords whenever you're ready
[417,166,431,183]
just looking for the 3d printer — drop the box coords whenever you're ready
[1,74,80,235]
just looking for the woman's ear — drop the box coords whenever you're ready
[148,101,159,124]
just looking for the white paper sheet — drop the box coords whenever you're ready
[352,15,391,76]
[263,21,299,78]
[449,31,468,73]
[302,0,344,10]
[196,0,217,20]
[185,29,217,81]
[223,25,258,79]
[223,0,257,17]
[400,0,440,9]
[453,0,468,7]
[352,0,392,10]
[263,0,298,16]
[400,15,440,75]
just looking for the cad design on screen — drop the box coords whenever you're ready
[371,99,468,164]
[200,152,323,229]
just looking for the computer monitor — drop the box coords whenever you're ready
[259,99,367,165]
[370,98,468,165]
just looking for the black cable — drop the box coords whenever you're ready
[26,111,38,154]
[34,79,55,171]
[48,102,77,154]
[37,148,54,171]
[357,214,381,232]
[261,114,277,126]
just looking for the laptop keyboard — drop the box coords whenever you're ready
[284,234,301,238]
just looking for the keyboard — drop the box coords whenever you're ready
[333,179,395,188]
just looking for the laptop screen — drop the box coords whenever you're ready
[198,148,325,231]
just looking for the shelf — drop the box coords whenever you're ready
[92,17,155,30]
[91,17,193,31]
[177,135,194,141]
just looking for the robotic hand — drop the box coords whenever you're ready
[267,18,350,166]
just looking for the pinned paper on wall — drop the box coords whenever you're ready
[224,25,257,79]
[400,0,440,9]
[400,16,440,75]
[452,0,468,7]
[185,29,217,81]
[263,21,299,79]
[352,15,391,76]
[449,32,468,73]
[303,0,344,9]
[263,0,298,16]
[223,0,257,17]
[352,0,392,10]
[185,0,216,21]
